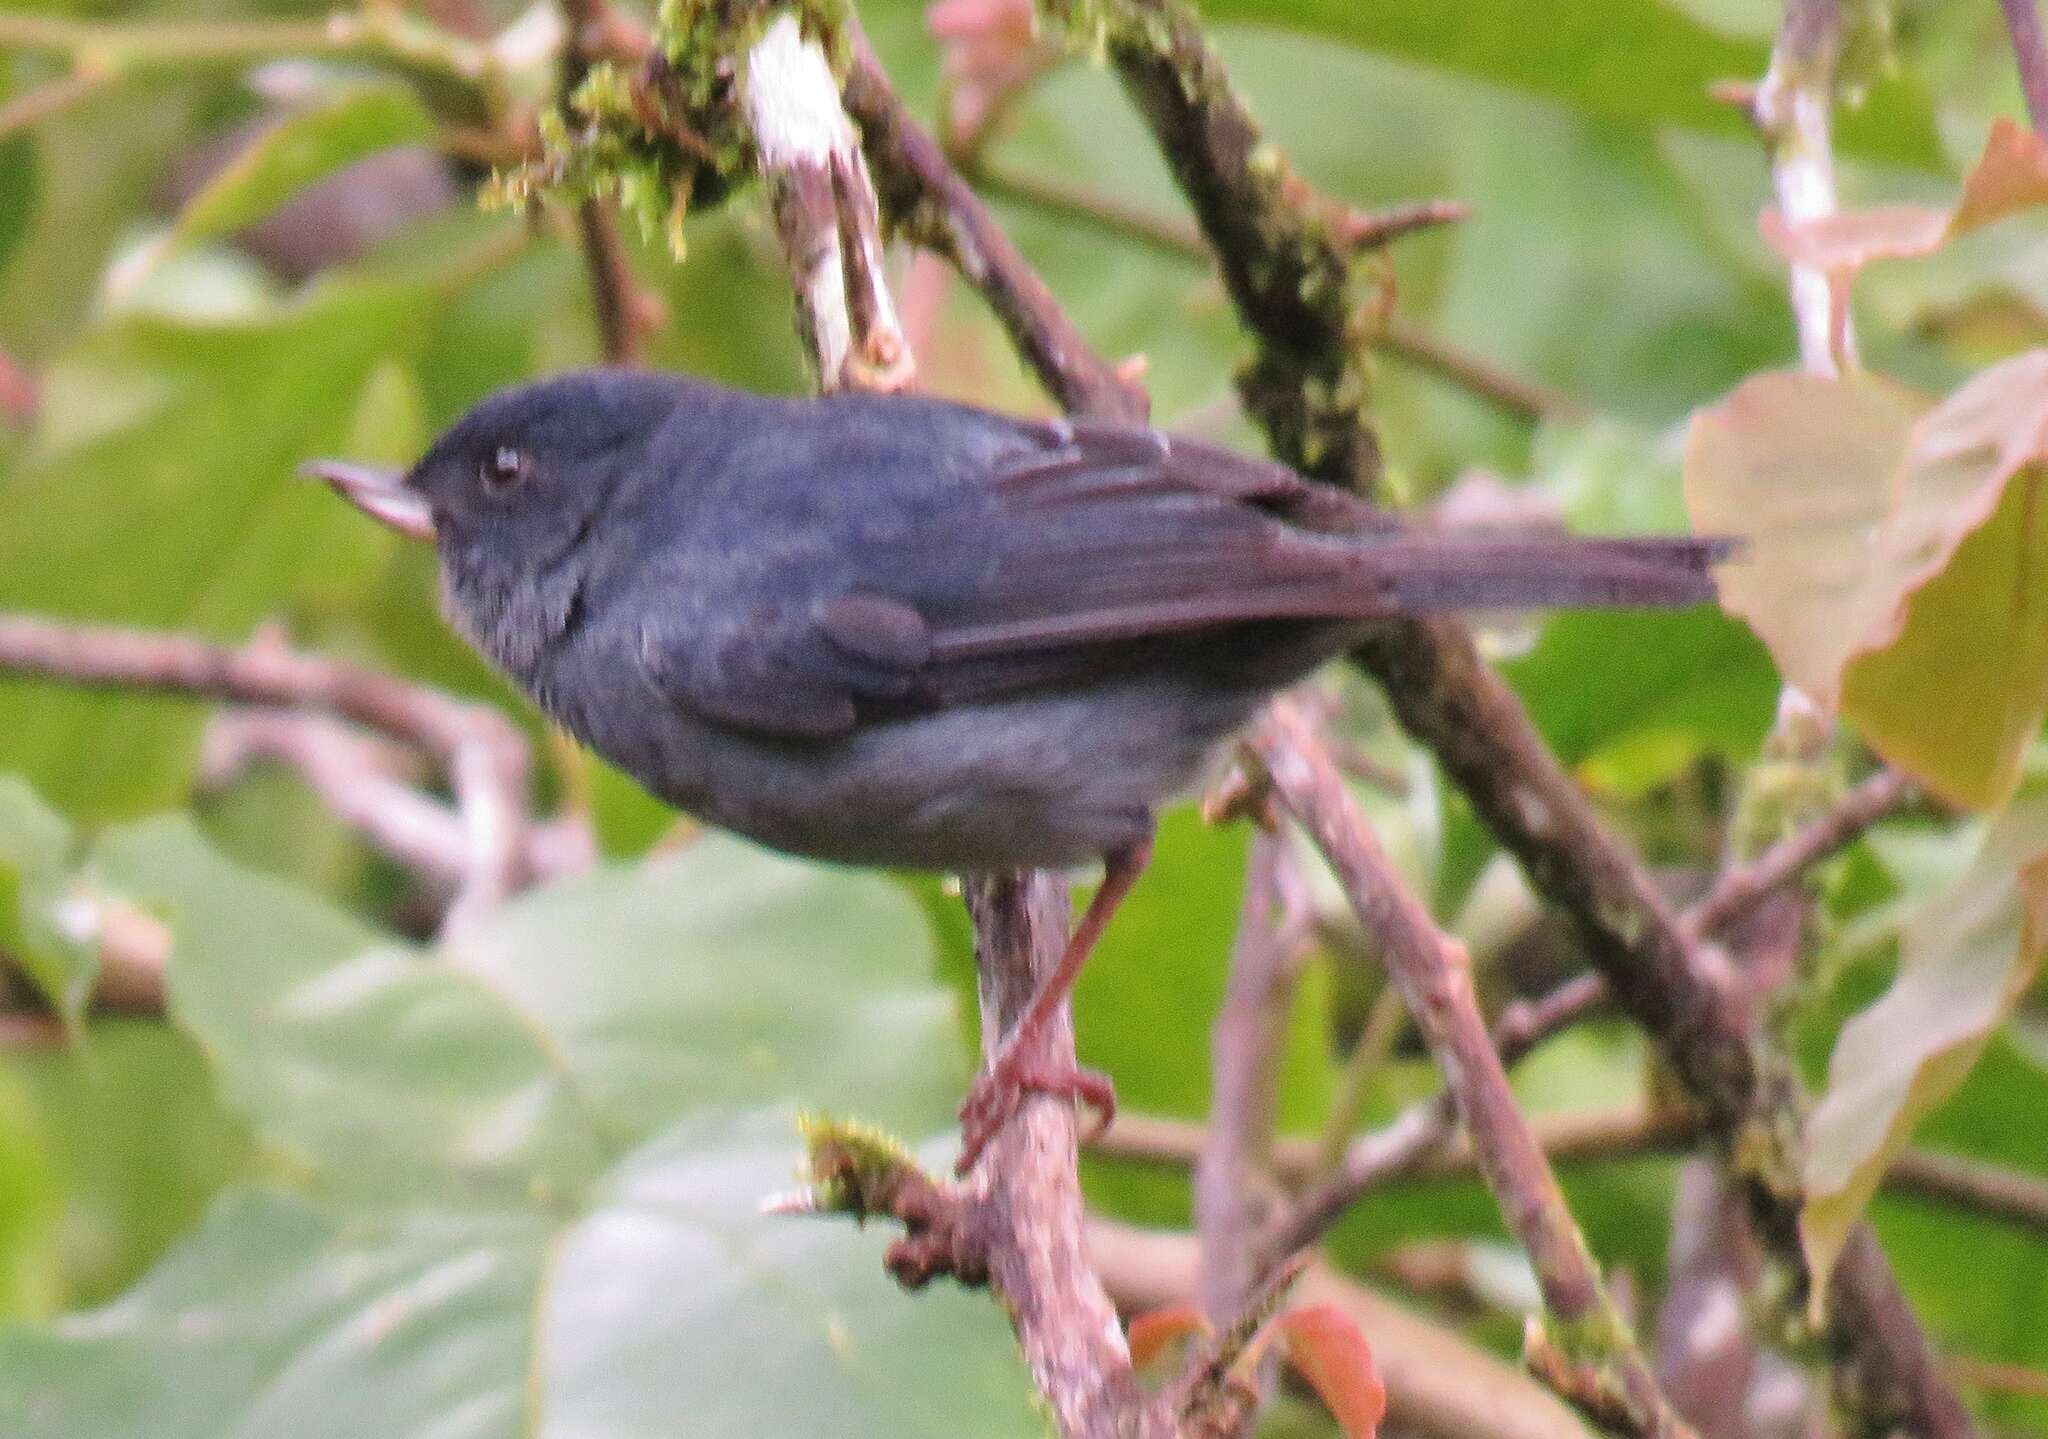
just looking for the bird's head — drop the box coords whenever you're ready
[304,368,687,673]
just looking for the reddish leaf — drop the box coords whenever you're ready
[1759,205,1949,274]
[1953,117,2048,235]
[1125,1303,1208,1371]
[1275,1304,1387,1439]
[1762,118,2048,275]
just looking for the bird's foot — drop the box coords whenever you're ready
[955,1048,1116,1175]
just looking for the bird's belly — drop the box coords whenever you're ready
[637,681,1263,872]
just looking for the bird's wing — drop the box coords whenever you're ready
[638,412,1720,741]
[639,418,1376,741]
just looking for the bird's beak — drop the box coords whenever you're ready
[300,460,436,542]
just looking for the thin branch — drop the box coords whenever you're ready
[1266,966,1615,1261]
[1682,768,1915,941]
[1098,1101,1699,1189]
[200,708,595,896]
[1748,0,1855,375]
[1887,1148,2048,1235]
[742,23,1162,1432]
[558,0,661,365]
[1245,699,1693,1439]
[2001,0,2048,135]
[965,875,1174,1439]
[1374,318,1588,425]
[840,24,1145,422]
[972,161,1572,424]
[1195,827,1311,1322]
[742,14,911,390]
[0,11,498,118]
[0,614,530,933]
[0,66,111,139]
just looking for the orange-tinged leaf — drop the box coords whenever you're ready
[1801,797,2048,1307]
[1683,370,1926,708]
[1952,117,2048,236]
[1275,1304,1387,1439]
[1126,1303,1208,1370]
[1763,119,2048,274]
[1686,352,2048,806]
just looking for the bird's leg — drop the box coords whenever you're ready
[955,838,1153,1174]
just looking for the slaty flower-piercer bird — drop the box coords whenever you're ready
[308,369,1727,1170]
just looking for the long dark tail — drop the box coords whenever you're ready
[1355,533,1734,611]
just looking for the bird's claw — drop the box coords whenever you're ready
[955,1051,1116,1175]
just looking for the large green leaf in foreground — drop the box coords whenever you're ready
[0,822,1036,1438]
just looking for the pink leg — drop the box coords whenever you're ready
[956,839,1153,1174]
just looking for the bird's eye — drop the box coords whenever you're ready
[480,446,526,492]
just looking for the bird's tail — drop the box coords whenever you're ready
[1352,532,1734,612]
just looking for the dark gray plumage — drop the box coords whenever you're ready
[323,369,1722,871]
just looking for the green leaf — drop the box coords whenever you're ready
[0,1110,1038,1439]
[3,1022,249,1311]
[1842,469,2048,810]
[1194,0,1942,167]
[0,777,93,1026]
[155,85,436,267]
[93,819,964,1196]
[1801,795,2048,1304]
[0,822,1034,1436]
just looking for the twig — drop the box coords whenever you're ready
[1195,827,1311,1323]
[0,66,110,139]
[0,614,530,933]
[1887,1148,2048,1236]
[1265,965,1613,1263]
[558,0,660,365]
[1245,698,1694,1439]
[972,159,1569,425]
[1683,768,1914,941]
[1313,981,1406,1174]
[840,24,1146,422]
[1747,0,1855,375]
[1652,1163,1764,1439]
[200,708,595,896]
[1374,318,1588,425]
[1945,1355,2048,1401]
[964,875,1173,1439]
[0,11,498,121]
[2001,0,2048,135]
[1089,1219,1596,1439]
[1099,1101,1699,1189]
[740,13,911,391]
